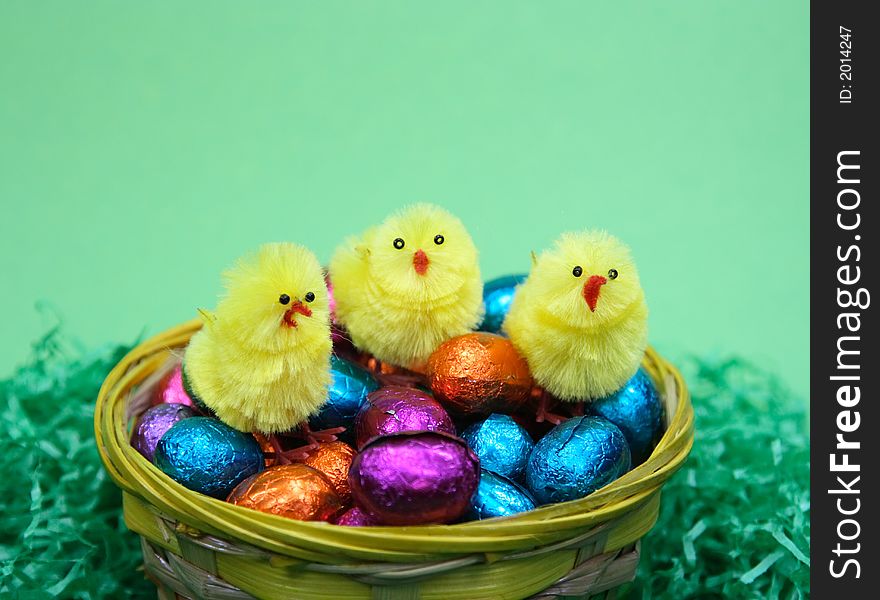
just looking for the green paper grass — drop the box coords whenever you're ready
[1,330,808,599]
[629,357,810,599]
[0,328,152,598]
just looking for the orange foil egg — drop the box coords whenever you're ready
[297,441,357,503]
[226,465,343,521]
[427,332,534,415]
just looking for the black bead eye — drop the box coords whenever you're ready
[607,268,619,280]
[434,234,444,245]
[572,266,583,277]
[279,294,291,305]
[393,238,405,250]
[304,291,315,303]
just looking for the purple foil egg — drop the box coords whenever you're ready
[348,431,480,525]
[131,403,196,461]
[333,505,381,527]
[152,364,194,407]
[354,386,455,450]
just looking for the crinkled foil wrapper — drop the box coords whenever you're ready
[310,356,379,436]
[589,368,664,464]
[354,385,455,449]
[151,364,194,407]
[478,274,526,334]
[464,469,536,520]
[525,416,631,505]
[427,333,533,414]
[131,403,195,462]
[227,464,343,521]
[153,417,264,499]
[333,505,380,527]
[349,431,480,525]
[298,441,357,503]
[460,413,534,481]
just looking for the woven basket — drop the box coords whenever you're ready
[95,319,694,600]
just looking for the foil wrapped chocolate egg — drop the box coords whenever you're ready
[464,470,537,521]
[297,441,357,503]
[333,506,381,527]
[478,274,527,334]
[154,417,264,499]
[354,386,455,450]
[589,369,664,464]
[461,414,534,481]
[349,431,480,525]
[131,403,196,462]
[427,333,533,415]
[227,464,343,521]
[525,416,631,505]
[151,364,194,407]
[310,356,379,439]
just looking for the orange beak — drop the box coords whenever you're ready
[282,300,312,328]
[413,249,429,276]
[582,275,607,312]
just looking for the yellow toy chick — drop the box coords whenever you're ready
[183,242,332,435]
[504,231,648,406]
[329,204,483,368]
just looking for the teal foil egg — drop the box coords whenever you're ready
[526,416,631,505]
[153,417,264,499]
[478,274,526,334]
[465,470,536,521]
[461,413,534,481]
[589,369,664,464]
[311,356,379,438]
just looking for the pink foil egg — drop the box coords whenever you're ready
[152,364,194,407]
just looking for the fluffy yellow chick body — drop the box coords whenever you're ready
[330,204,483,367]
[184,243,332,434]
[504,231,648,400]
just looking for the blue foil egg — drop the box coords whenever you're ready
[461,414,534,481]
[310,356,379,438]
[465,470,537,521]
[478,274,527,334]
[526,416,631,505]
[153,417,265,499]
[589,369,664,464]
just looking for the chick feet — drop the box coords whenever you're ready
[534,389,569,425]
[361,356,428,388]
[299,422,346,446]
[267,435,316,465]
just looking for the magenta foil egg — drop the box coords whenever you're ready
[354,386,456,450]
[152,364,194,407]
[348,431,480,525]
[333,505,381,527]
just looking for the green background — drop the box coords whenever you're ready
[0,1,808,398]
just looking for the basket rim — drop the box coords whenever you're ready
[95,319,694,563]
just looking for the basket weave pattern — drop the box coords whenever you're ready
[95,320,694,600]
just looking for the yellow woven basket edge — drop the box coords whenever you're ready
[95,319,694,564]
